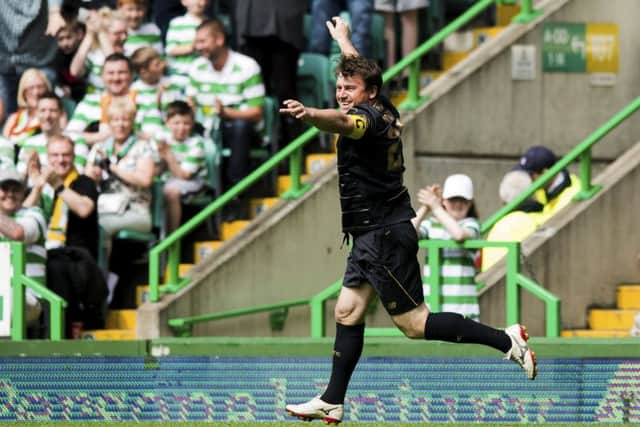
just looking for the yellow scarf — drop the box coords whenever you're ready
[46,169,79,246]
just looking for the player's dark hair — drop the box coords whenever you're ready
[335,55,383,97]
[165,100,194,120]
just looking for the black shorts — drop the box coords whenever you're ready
[343,221,424,316]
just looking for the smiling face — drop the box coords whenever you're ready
[103,59,132,96]
[194,26,225,65]
[109,110,135,142]
[36,98,62,135]
[47,137,75,178]
[335,73,376,113]
[0,181,24,216]
[119,3,146,30]
[443,197,473,221]
[22,76,48,110]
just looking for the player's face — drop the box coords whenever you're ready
[443,197,472,221]
[120,3,146,30]
[335,74,375,113]
[103,60,132,96]
[47,140,74,177]
[36,99,62,133]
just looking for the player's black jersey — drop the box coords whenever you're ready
[337,95,415,233]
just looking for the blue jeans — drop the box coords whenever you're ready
[310,0,373,57]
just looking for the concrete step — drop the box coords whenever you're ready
[106,309,137,330]
[305,153,336,175]
[472,26,505,48]
[617,284,640,309]
[194,240,223,263]
[442,51,470,70]
[164,263,194,280]
[496,3,521,26]
[277,175,310,196]
[221,220,250,241]
[561,329,630,338]
[249,197,279,219]
[81,329,136,340]
[589,309,637,330]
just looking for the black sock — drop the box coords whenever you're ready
[423,312,511,353]
[321,323,365,404]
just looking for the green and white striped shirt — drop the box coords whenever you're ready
[162,133,208,181]
[66,92,148,136]
[185,52,265,132]
[124,22,163,57]
[131,77,184,137]
[16,133,89,177]
[419,216,480,320]
[8,207,47,286]
[0,137,14,170]
[85,49,106,93]
[165,13,202,87]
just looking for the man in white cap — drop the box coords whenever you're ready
[0,167,47,326]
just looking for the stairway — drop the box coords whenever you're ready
[561,284,640,338]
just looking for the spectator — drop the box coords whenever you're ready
[130,47,183,137]
[0,0,64,121]
[234,0,307,144]
[519,145,580,222]
[2,69,53,148]
[0,136,13,170]
[67,53,148,145]
[53,19,88,103]
[17,93,89,179]
[22,135,107,338]
[85,96,154,308]
[411,174,481,321]
[70,7,128,94]
[85,96,154,244]
[188,18,265,192]
[481,170,544,271]
[309,0,373,57]
[157,101,208,233]
[165,0,210,88]
[0,167,48,327]
[119,0,163,57]
[375,0,428,70]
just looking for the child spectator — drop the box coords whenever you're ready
[2,69,52,148]
[54,20,88,103]
[165,0,210,88]
[157,100,208,233]
[118,0,163,57]
[412,173,481,321]
[70,8,128,93]
[130,47,183,137]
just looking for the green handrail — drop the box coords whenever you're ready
[9,242,67,340]
[168,239,559,337]
[148,0,540,302]
[167,280,341,338]
[481,96,640,233]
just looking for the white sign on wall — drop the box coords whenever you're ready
[511,44,537,80]
[0,242,12,337]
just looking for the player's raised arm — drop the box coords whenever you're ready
[280,99,356,136]
[326,16,359,57]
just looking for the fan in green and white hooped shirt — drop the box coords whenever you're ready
[0,168,47,324]
[411,174,481,321]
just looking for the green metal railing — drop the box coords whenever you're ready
[148,0,543,302]
[169,240,559,338]
[9,242,67,340]
[481,96,640,233]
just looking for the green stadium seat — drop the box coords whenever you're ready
[297,53,332,109]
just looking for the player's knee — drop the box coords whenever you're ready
[334,302,361,324]
[396,322,423,339]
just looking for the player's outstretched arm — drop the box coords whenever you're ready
[326,16,359,57]
[280,99,355,136]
